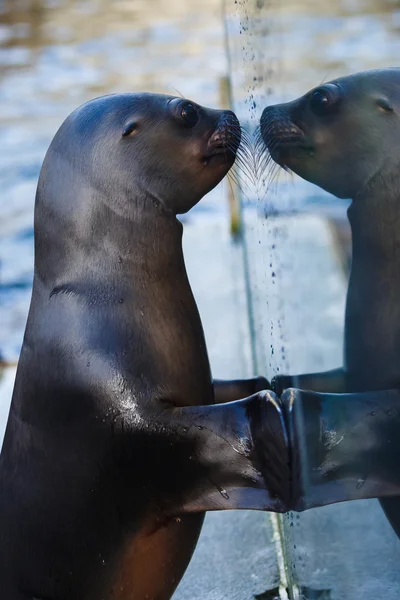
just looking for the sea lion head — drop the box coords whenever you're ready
[39,92,240,218]
[260,69,400,199]
[34,93,241,283]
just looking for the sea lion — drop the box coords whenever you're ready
[0,92,289,600]
[260,69,400,526]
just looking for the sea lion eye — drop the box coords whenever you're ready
[180,103,199,127]
[309,84,342,116]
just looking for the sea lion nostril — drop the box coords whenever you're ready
[207,116,241,155]
[222,109,240,126]
[259,105,306,156]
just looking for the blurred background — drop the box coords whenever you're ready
[2,0,400,360]
[0,0,232,360]
[2,1,400,599]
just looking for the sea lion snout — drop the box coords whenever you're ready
[204,110,241,161]
[260,104,308,167]
[261,105,304,145]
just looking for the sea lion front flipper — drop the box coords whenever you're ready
[158,391,290,513]
[213,377,270,403]
[272,367,347,395]
[281,388,400,511]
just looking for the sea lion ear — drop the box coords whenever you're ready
[122,121,138,137]
[376,97,394,113]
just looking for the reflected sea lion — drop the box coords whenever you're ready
[0,93,289,600]
[260,69,400,530]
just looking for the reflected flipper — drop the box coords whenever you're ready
[156,391,290,514]
[213,377,270,403]
[272,368,347,395]
[281,388,400,511]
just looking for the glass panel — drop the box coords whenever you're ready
[224,0,400,598]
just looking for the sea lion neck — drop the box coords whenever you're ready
[34,186,186,288]
[106,195,185,277]
[348,169,400,265]
[345,171,400,389]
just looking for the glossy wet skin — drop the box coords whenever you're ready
[260,69,400,199]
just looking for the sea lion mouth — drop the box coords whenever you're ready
[270,137,314,167]
[203,112,241,166]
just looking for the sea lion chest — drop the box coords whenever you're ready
[0,270,213,600]
[119,272,214,407]
[29,262,215,411]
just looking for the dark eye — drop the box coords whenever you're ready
[309,84,342,116]
[180,103,199,127]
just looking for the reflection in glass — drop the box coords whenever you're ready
[224,0,400,598]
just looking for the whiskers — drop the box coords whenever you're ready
[224,120,287,201]
[255,120,291,197]
[222,121,257,198]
